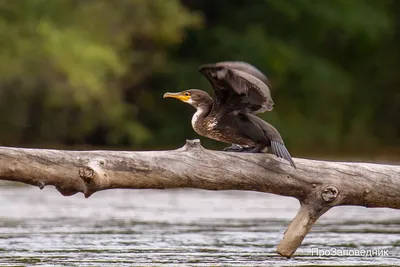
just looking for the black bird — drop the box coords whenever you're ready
[164,61,296,168]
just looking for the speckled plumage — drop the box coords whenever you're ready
[164,61,296,168]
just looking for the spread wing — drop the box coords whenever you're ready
[213,61,272,88]
[199,61,273,114]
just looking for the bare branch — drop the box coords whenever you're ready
[277,203,330,257]
[0,139,399,257]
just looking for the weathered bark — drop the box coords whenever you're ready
[0,139,399,257]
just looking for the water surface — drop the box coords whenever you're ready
[0,183,399,266]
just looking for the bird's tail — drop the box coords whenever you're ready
[271,140,296,169]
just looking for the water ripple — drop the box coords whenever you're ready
[0,185,399,266]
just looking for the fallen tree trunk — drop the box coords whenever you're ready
[0,139,399,257]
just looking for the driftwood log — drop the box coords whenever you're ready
[0,139,399,257]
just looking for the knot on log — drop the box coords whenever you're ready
[79,166,94,183]
[78,158,111,198]
[56,185,79,196]
[179,139,203,152]
[37,180,46,190]
[322,186,339,202]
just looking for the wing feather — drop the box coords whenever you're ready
[213,61,271,88]
[199,61,273,114]
[227,69,273,113]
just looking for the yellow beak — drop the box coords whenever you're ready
[163,92,190,102]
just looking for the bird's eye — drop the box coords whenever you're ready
[183,92,190,96]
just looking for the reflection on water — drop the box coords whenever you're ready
[0,183,399,266]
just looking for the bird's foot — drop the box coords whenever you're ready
[247,144,267,153]
[223,144,263,153]
[223,144,248,152]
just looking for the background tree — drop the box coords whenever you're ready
[0,0,399,161]
[0,0,200,147]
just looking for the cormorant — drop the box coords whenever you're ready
[164,61,296,168]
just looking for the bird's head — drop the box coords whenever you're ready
[163,89,212,109]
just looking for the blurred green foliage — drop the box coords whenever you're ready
[0,0,399,159]
[0,0,200,146]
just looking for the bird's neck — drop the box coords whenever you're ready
[191,103,212,133]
